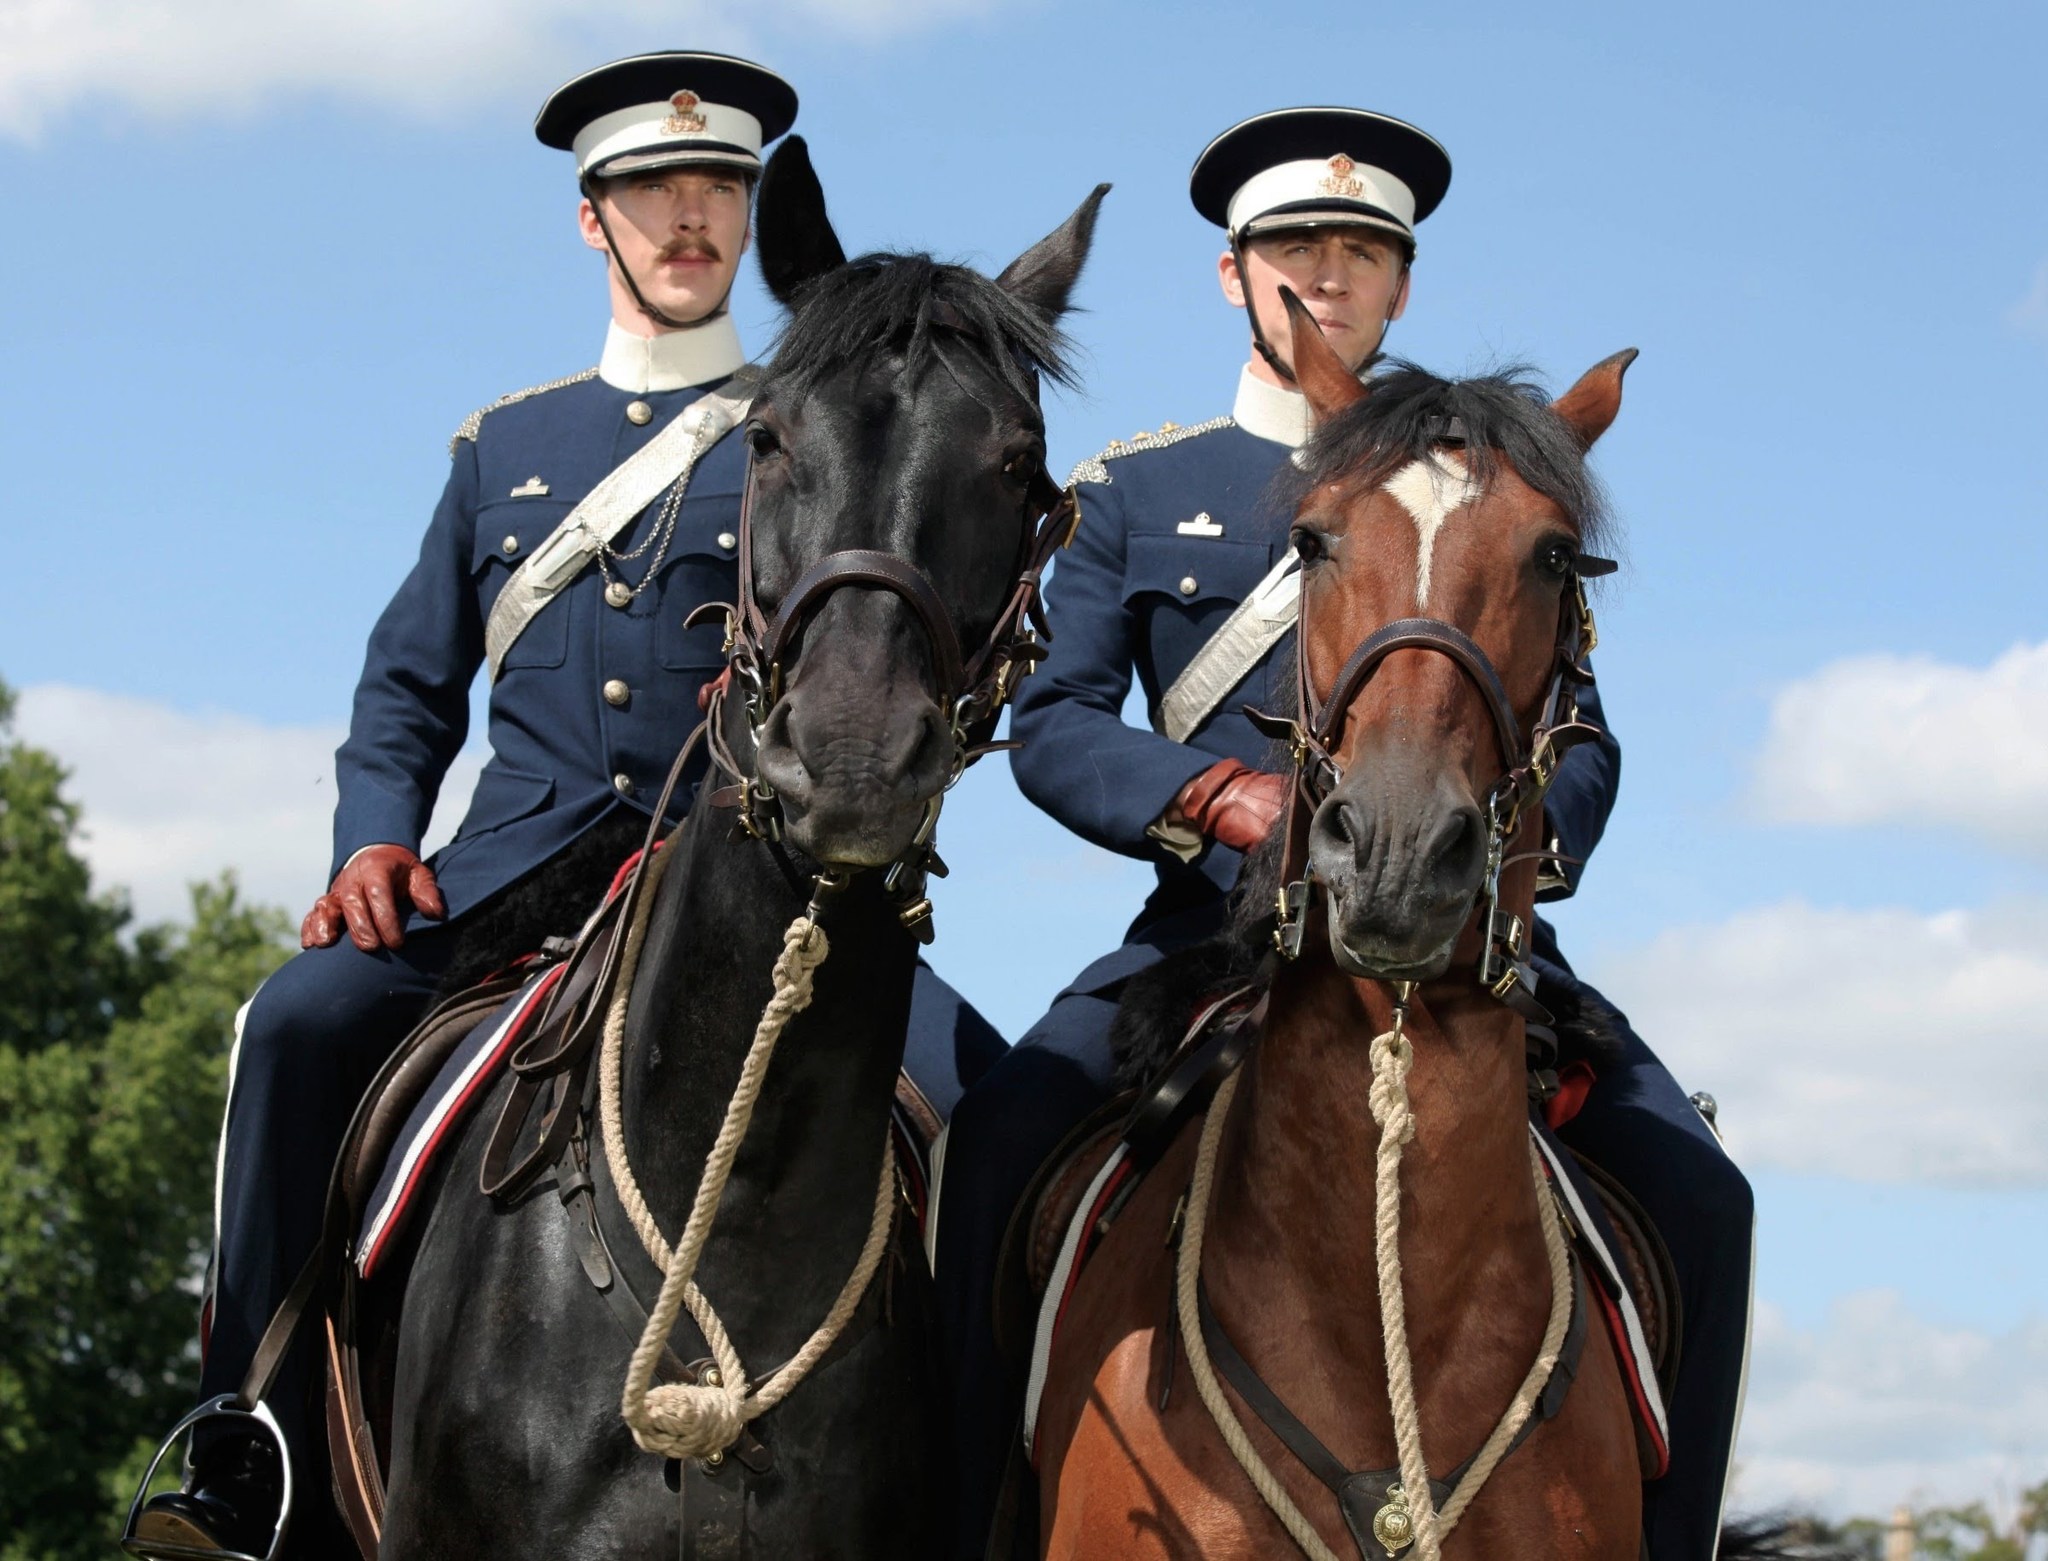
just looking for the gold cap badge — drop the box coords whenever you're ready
[662,90,707,135]
[1318,152,1365,199]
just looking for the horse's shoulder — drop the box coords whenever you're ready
[449,367,602,456]
[1067,415,1236,488]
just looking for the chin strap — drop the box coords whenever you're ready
[1233,235,1298,384]
[583,175,736,334]
[1232,232,1409,386]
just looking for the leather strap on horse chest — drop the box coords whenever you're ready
[1192,1267,1589,1560]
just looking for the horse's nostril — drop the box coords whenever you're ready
[905,704,951,784]
[1428,805,1485,883]
[1329,799,1362,851]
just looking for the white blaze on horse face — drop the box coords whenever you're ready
[1382,452,1481,607]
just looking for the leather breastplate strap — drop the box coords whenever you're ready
[1194,1263,1588,1560]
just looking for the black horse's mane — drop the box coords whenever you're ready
[766,252,1076,404]
[1287,361,1616,553]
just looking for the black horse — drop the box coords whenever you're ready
[371,142,1105,1558]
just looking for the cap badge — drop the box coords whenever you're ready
[662,90,707,135]
[1318,152,1365,199]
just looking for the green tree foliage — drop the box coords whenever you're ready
[0,680,292,1560]
[1916,1484,2048,1560]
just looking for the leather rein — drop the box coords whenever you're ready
[1259,435,1616,1024]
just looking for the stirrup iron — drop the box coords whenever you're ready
[120,1396,293,1561]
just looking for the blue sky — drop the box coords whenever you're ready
[4,0,2045,1523]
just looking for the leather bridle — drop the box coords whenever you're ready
[1260,440,1616,1021]
[696,328,1080,941]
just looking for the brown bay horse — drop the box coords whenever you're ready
[1031,299,1648,1560]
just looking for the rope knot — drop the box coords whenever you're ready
[599,859,897,1478]
[627,1379,749,1461]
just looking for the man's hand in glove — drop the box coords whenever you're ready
[1170,759,1289,853]
[301,844,447,952]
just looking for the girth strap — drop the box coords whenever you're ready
[1193,1263,1588,1560]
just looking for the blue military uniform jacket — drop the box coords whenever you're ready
[1009,366,1622,989]
[331,325,749,925]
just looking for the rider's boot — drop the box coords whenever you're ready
[127,1431,283,1560]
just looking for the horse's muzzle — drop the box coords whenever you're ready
[1309,768,1486,979]
[752,687,953,868]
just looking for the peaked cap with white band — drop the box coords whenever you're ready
[535,51,798,180]
[1190,106,1451,250]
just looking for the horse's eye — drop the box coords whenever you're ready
[746,422,781,459]
[1001,449,1040,482]
[1291,528,1326,563]
[1537,539,1576,578]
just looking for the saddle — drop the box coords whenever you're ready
[1000,989,1681,1481]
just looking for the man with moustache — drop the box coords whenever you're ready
[128,52,1002,1559]
[934,107,1754,1559]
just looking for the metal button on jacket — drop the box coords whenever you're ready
[613,773,635,797]
[1179,576,1199,597]
[501,535,520,556]
[717,531,738,551]
[626,400,653,426]
[603,679,630,708]
[605,581,632,609]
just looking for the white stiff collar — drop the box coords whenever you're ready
[1232,365,1313,449]
[598,315,745,393]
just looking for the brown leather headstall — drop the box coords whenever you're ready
[696,362,1079,943]
[1262,539,1614,1023]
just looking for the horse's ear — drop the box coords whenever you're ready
[996,184,1110,317]
[1279,287,1368,424]
[755,136,848,306]
[1550,349,1639,450]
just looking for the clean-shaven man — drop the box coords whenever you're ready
[936,107,1752,1560]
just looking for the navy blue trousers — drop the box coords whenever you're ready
[933,920,1753,1561]
[198,929,1002,1503]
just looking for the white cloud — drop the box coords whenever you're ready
[2011,259,2048,344]
[14,684,479,926]
[1749,640,2048,857]
[1590,897,2048,1187]
[1731,1291,2048,1523]
[0,0,995,141]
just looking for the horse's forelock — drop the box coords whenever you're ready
[765,251,1075,408]
[1293,363,1616,553]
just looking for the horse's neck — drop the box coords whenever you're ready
[611,796,917,1353]
[1214,954,1547,1349]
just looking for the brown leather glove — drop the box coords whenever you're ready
[1171,759,1289,854]
[301,844,446,952]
